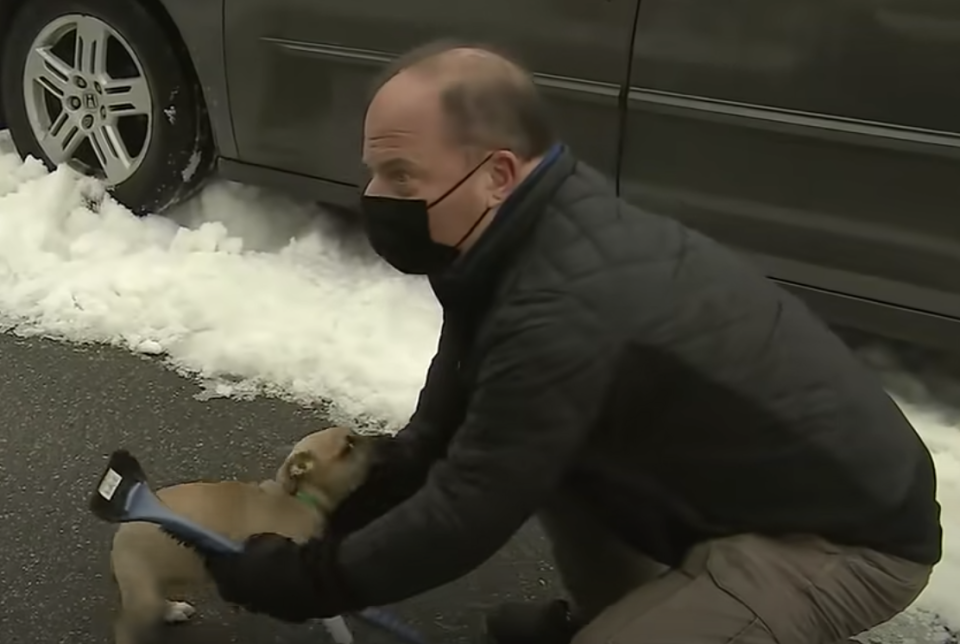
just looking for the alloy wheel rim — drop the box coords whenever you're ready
[22,13,154,187]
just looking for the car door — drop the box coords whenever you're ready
[223,0,637,189]
[618,0,960,336]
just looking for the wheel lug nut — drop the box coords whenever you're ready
[67,96,81,110]
[93,81,102,94]
[74,76,87,88]
[81,114,94,128]
[100,106,106,119]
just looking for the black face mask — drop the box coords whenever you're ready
[360,154,494,275]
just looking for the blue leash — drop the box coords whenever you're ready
[148,481,429,644]
[355,607,428,644]
[102,472,429,644]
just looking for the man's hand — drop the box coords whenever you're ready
[202,532,351,622]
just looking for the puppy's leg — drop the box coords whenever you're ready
[111,553,167,644]
[163,600,196,624]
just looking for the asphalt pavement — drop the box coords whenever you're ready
[0,332,955,644]
[0,332,557,644]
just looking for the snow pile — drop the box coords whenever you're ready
[0,133,441,429]
[859,345,960,628]
[0,132,957,629]
[891,397,960,623]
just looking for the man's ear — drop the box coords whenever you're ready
[487,150,521,206]
[275,450,314,494]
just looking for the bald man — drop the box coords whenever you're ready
[203,41,940,644]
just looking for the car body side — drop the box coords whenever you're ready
[3,0,960,351]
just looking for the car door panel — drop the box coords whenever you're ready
[157,0,238,157]
[223,0,637,187]
[619,0,960,319]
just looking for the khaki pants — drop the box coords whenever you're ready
[539,496,932,644]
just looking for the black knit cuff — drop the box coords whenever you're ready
[301,533,366,617]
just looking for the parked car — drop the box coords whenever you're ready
[2,0,959,350]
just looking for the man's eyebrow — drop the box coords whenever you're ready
[365,157,418,173]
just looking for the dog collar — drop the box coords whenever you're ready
[296,491,326,511]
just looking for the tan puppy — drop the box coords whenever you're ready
[109,426,379,644]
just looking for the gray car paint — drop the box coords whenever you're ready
[157,0,237,158]
[2,0,960,350]
[223,0,635,183]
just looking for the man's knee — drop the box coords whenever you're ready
[537,496,667,620]
[707,534,931,643]
[570,549,777,644]
[568,534,931,644]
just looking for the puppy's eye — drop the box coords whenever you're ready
[340,435,355,457]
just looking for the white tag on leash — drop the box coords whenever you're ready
[97,468,123,500]
[322,616,354,644]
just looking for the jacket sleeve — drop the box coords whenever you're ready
[335,292,611,606]
[391,310,469,463]
[328,312,468,535]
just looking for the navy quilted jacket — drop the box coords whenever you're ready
[337,146,941,607]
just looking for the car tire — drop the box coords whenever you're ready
[0,0,215,215]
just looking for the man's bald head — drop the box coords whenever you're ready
[361,41,557,254]
[371,41,555,161]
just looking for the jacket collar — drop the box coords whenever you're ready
[430,143,575,311]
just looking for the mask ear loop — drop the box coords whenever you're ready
[453,206,493,249]
[426,152,495,209]
[425,151,498,250]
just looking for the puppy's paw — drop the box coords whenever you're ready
[163,601,196,624]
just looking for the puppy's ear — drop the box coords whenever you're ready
[276,450,314,494]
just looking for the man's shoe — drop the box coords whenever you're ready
[483,600,583,644]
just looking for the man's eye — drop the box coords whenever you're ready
[390,174,418,197]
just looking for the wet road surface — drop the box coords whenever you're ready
[0,333,953,644]
[0,333,556,644]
